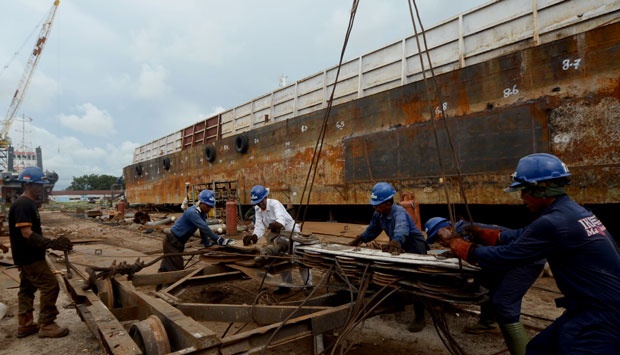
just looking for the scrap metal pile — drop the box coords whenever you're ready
[295,243,487,305]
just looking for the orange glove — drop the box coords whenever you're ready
[463,225,500,246]
[448,238,474,262]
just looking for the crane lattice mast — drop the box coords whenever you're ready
[0,0,60,172]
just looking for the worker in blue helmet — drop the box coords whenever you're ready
[425,216,545,355]
[159,189,234,273]
[9,166,73,338]
[246,184,312,295]
[437,153,620,354]
[350,182,429,332]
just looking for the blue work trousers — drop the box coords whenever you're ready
[527,306,620,354]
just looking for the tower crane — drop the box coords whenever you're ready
[0,0,60,172]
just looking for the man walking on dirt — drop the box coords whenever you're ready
[9,166,73,338]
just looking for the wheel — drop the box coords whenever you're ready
[94,278,114,308]
[129,315,171,355]
[162,157,170,170]
[205,145,216,162]
[234,134,249,153]
[135,165,143,176]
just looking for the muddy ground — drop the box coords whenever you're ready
[0,207,563,355]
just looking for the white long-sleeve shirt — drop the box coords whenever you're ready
[253,199,299,239]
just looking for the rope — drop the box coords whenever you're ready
[294,0,360,238]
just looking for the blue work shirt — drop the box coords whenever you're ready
[359,204,428,254]
[474,195,620,310]
[170,205,219,246]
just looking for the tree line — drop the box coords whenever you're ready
[67,174,124,191]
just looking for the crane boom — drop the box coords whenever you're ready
[0,0,60,171]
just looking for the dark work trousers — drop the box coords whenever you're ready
[18,259,60,324]
[480,262,545,324]
[527,306,620,354]
[158,233,185,272]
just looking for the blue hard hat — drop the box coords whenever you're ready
[505,153,571,192]
[18,166,48,185]
[369,182,396,206]
[424,217,451,244]
[250,185,268,205]
[198,189,215,207]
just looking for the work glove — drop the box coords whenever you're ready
[28,233,73,251]
[436,229,475,262]
[243,233,258,246]
[268,221,284,234]
[50,236,73,251]
[447,238,474,263]
[348,235,364,247]
[463,225,500,246]
[387,240,402,255]
[0,243,8,253]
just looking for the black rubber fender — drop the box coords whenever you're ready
[234,134,249,153]
[205,145,216,162]
[135,165,143,176]
[162,157,171,170]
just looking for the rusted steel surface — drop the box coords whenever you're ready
[124,21,620,206]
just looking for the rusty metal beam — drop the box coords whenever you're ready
[176,303,331,324]
[217,303,352,354]
[114,278,221,352]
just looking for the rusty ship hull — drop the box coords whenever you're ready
[123,1,620,226]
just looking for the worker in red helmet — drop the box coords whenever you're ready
[9,166,73,338]
[350,182,429,333]
[437,153,620,354]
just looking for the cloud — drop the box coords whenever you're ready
[136,63,169,99]
[57,103,117,136]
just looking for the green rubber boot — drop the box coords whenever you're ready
[499,322,529,355]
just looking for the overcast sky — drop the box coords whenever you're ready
[0,0,489,190]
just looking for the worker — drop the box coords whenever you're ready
[425,217,545,354]
[158,189,234,272]
[349,182,429,333]
[437,153,620,354]
[244,185,312,295]
[9,166,73,338]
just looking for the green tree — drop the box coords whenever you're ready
[67,174,120,190]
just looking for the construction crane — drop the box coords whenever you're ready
[0,0,60,172]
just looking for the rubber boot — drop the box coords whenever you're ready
[38,322,69,338]
[17,312,39,338]
[499,322,529,355]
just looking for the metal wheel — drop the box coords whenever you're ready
[129,315,171,355]
[95,278,114,308]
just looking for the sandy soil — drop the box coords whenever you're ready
[0,207,563,355]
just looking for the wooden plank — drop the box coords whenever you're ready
[302,221,388,241]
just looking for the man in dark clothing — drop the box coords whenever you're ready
[9,166,73,338]
[425,217,544,355]
[158,189,234,272]
[438,153,620,354]
[349,182,429,333]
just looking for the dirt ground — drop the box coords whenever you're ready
[0,207,563,355]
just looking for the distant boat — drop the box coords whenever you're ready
[0,116,57,204]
